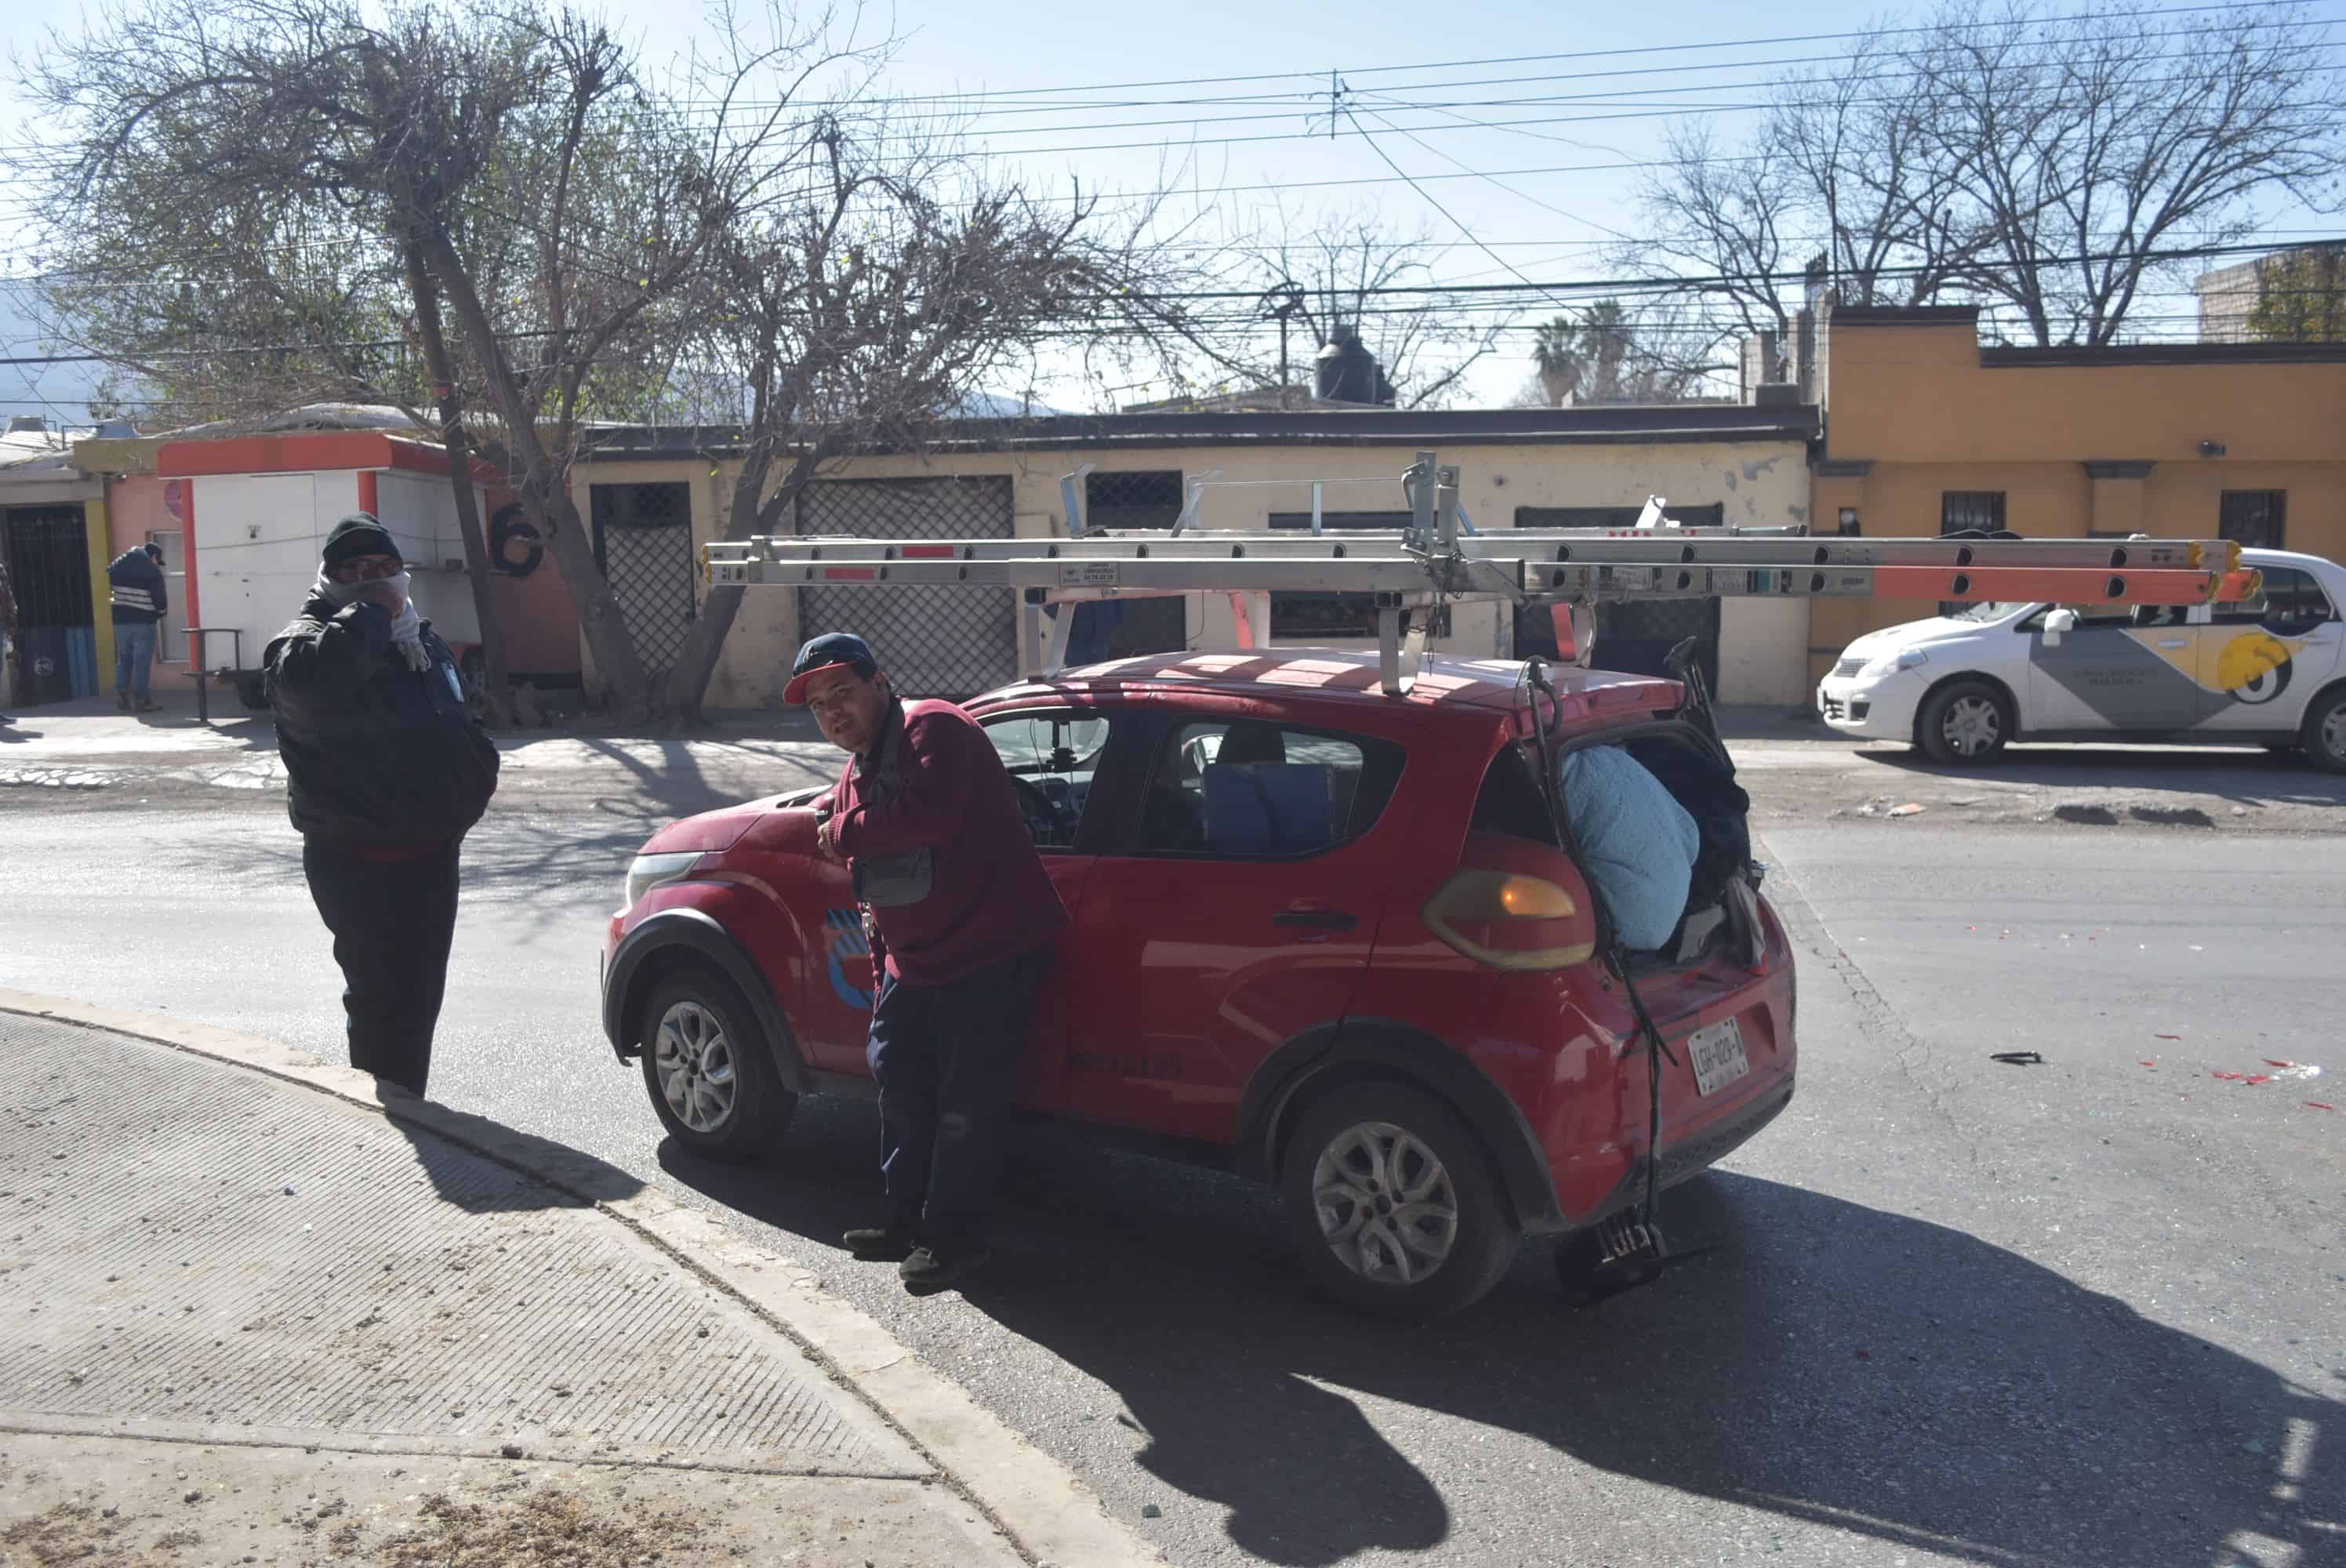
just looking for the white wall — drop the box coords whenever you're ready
[191,471,336,669]
[375,470,478,644]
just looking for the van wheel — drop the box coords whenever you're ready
[637,965,797,1161]
[1916,679,2011,765]
[1280,1083,1519,1320]
[2301,688,2346,774]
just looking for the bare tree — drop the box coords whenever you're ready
[26,0,867,722]
[1216,205,1509,408]
[1632,0,2346,348]
[656,114,1187,720]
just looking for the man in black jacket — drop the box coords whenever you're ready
[107,540,169,713]
[264,514,499,1097]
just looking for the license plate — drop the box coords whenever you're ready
[1687,1017,1751,1097]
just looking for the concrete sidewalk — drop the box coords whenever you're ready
[0,997,1159,1568]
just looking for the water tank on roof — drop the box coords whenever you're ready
[1314,324,1385,405]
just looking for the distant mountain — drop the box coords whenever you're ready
[951,390,1072,419]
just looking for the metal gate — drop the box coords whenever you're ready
[797,477,1017,697]
[3,506,99,703]
[590,483,696,685]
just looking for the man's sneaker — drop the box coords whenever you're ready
[134,699,162,713]
[114,691,130,711]
[899,1243,991,1295]
[842,1225,918,1261]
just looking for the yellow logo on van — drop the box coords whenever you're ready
[2215,630,2297,703]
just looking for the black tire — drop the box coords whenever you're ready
[1278,1082,1520,1321]
[636,964,797,1161]
[2300,686,2346,775]
[1914,678,2012,766]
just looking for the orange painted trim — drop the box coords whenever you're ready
[356,468,379,517]
[155,430,500,485]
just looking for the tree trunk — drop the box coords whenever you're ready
[661,442,794,725]
[401,242,514,727]
[414,224,654,720]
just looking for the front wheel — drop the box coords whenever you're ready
[2300,688,2346,774]
[1915,679,2012,766]
[637,965,797,1161]
[1279,1083,1519,1320]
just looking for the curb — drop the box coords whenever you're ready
[0,989,1167,1568]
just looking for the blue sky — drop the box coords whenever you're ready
[2,0,2340,419]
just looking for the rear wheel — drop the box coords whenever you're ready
[2300,687,2346,774]
[1279,1082,1519,1320]
[637,965,797,1161]
[1916,678,2011,766]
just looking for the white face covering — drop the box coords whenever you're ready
[314,566,432,672]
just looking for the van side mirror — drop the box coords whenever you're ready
[2043,608,2077,647]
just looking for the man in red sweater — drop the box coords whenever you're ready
[790,633,1069,1293]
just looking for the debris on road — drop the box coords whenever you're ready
[1889,802,1927,818]
[2263,1060,2323,1081]
[2307,1102,2337,1112]
[1990,1051,2046,1066]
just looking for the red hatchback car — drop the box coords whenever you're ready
[601,651,1796,1317]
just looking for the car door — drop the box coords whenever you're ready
[2193,564,2345,731]
[1055,706,1407,1144]
[969,704,1122,1113]
[2025,601,2201,733]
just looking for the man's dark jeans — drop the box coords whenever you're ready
[301,837,463,1097]
[866,945,1051,1251]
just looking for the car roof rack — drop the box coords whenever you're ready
[706,450,2255,697]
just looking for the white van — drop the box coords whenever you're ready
[1815,548,2346,771]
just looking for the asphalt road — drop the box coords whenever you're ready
[3,779,2341,1567]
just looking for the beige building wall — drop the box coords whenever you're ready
[577,432,1818,711]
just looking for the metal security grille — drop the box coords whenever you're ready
[1085,470,1183,530]
[2219,490,2286,550]
[591,484,696,683]
[1513,504,1723,678]
[797,476,1017,697]
[1514,503,1727,528]
[1941,492,2008,533]
[4,506,93,627]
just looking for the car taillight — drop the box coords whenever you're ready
[1422,832,1600,971]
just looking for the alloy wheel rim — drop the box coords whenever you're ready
[1944,695,2001,757]
[653,1000,738,1133]
[1311,1120,1460,1286]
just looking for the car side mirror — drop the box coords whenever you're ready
[2043,608,2077,647]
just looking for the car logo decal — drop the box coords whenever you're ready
[823,907,873,1010]
[2212,630,2297,704]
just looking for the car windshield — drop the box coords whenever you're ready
[1949,600,2031,623]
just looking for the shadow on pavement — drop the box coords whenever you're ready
[372,1082,648,1214]
[664,1102,2340,1568]
[1853,742,2346,811]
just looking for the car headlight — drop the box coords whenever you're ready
[1859,648,1930,680]
[624,851,704,909]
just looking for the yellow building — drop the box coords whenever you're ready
[1807,307,2346,682]
[577,404,1822,711]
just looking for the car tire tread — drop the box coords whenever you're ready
[637,964,797,1163]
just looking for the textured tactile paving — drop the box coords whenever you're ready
[0,1013,921,1475]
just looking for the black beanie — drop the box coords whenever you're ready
[321,513,400,568]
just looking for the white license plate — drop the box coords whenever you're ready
[1687,1017,1752,1097]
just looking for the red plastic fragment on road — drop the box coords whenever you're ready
[2213,1072,2244,1080]
[2263,1059,2297,1069]
[2156,1034,2184,1040]
[2140,1060,2157,1067]
[2245,1075,2273,1086]
[2307,1102,2337,1112]
[1854,1349,1872,1360]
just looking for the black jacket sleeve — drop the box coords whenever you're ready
[264,601,390,713]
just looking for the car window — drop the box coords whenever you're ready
[980,710,1110,851]
[2215,566,2335,634]
[2021,603,2133,630]
[1135,719,1404,858]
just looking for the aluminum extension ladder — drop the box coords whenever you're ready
[705,450,2255,697]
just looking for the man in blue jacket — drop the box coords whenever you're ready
[107,540,168,713]
[264,514,499,1098]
